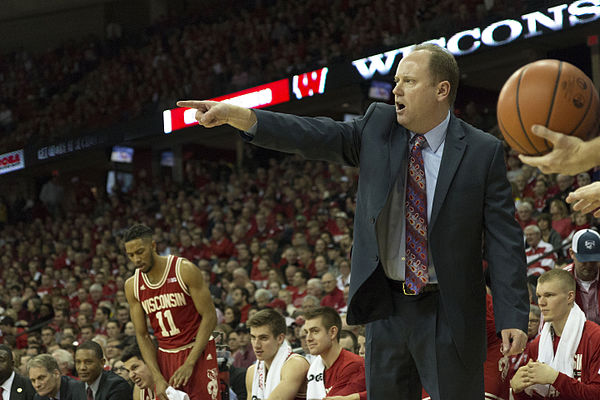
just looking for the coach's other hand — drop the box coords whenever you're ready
[176,100,257,132]
[501,328,527,356]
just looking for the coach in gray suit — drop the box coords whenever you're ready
[178,43,529,399]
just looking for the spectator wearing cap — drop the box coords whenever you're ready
[563,229,600,324]
[328,212,351,243]
[232,326,256,369]
[524,225,557,277]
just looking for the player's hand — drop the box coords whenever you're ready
[168,361,194,389]
[518,125,591,175]
[501,328,527,356]
[176,100,230,128]
[154,377,169,400]
[510,363,531,393]
[525,361,559,385]
[567,181,600,217]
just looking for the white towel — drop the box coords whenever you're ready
[526,303,586,397]
[306,355,327,400]
[166,386,190,400]
[251,341,293,399]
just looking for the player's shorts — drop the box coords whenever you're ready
[157,339,220,400]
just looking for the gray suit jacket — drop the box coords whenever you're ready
[250,102,529,367]
[33,375,85,400]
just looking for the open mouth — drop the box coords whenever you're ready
[396,103,406,112]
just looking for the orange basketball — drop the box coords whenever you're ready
[497,59,600,155]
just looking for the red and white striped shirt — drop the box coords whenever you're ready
[525,240,556,276]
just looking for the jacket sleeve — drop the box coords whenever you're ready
[484,140,529,334]
[248,104,381,168]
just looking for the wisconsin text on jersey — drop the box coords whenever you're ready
[141,292,187,314]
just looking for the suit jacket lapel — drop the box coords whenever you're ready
[430,115,466,230]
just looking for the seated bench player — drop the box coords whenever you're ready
[510,269,600,399]
[245,309,309,399]
[302,307,366,400]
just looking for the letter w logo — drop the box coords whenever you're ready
[292,68,328,99]
[352,48,410,79]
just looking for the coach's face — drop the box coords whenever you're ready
[393,50,447,134]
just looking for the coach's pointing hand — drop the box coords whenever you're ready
[176,100,257,131]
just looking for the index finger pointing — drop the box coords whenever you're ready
[176,100,208,108]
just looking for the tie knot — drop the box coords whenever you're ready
[413,134,427,147]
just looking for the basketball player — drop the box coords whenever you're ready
[123,224,220,400]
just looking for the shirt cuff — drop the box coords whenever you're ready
[239,122,257,141]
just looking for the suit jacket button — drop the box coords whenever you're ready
[370,217,375,224]
[375,256,379,262]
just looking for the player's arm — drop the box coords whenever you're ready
[245,364,256,400]
[267,356,309,400]
[169,260,218,388]
[125,277,169,400]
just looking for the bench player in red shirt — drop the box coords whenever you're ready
[123,224,220,400]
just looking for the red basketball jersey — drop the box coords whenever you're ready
[134,255,202,349]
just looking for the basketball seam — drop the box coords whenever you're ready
[544,61,562,153]
[498,115,529,154]
[569,77,593,137]
[515,67,542,154]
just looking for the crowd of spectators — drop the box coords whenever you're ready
[0,0,597,397]
[0,129,598,394]
[1,0,550,152]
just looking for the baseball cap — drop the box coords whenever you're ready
[571,229,600,262]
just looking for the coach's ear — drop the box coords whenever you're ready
[437,81,450,102]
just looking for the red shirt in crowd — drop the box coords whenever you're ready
[320,288,346,312]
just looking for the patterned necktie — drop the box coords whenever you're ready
[87,386,94,400]
[405,134,429,294]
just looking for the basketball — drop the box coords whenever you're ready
[497,59,600,155]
